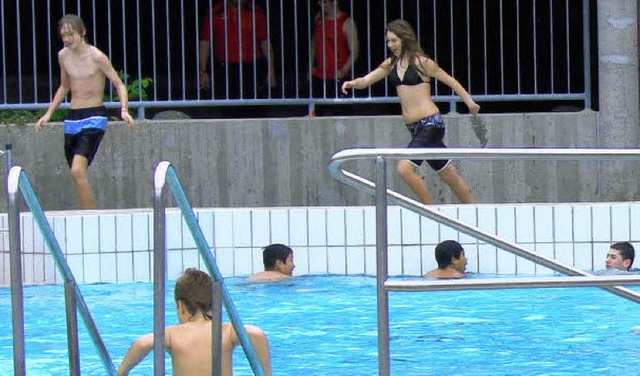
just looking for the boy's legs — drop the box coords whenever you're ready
[397,160,433,204]
[437,163,474,203]
[70,155,95,209]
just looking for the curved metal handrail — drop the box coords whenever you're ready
[7,166,117,375]
[153,161,265,376]
[328,147,640,303]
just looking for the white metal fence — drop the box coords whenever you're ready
[0,0,593,115]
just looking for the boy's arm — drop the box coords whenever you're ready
[117,333,154,376]
[96,52,135,129]
[36,52,70,132]
[229,325,273,376]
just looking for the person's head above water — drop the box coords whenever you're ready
[606,241,635,271]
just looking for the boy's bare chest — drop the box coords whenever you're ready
[63,55,101,80]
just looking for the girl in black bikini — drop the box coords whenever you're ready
[341,19,480,204]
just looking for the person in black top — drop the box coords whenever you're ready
[342,19,480,204]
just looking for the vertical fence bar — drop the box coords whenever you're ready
[7,168,26,376]
[107,0,113,99]
[516,0,521,94]
[293,0,299,99]
[448,0,455,111]
[375,156,390,376]
[180,0,186,100]
[498,0,503,94]
[16,0,22,102]
[165,0,171,100]
[30,0,36,103]
[549,0,554,93]
[1,0,7,103]
[533,0,538,93]
[136,0,144,118]
[276,0,283,100]
[151,0,158,101]
[565,0,570,93]
[46,0,53,100]
[121,0,130,102]
[64,280,81,376]
[582,0,591,108]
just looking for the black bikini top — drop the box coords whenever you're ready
[388,63,428,87]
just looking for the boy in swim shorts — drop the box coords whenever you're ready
[36,14,134,209]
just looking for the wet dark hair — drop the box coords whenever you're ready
[58,14,86,39]
[263,243,293,270]
[610,241,635,270]
[384,19,430,76]
[434,240,465,269]
[174,268,213,320]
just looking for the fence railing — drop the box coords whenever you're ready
[0,0,593,116]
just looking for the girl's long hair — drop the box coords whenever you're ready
[385,19,430,75]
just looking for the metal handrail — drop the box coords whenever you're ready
[328,147,640,302]
[153,161,265,376]
[328,147,640,376]
[385,275,640,292]
[6,166,116,375]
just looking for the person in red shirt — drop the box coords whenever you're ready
[199,0,275,99]
[311,0,359,99]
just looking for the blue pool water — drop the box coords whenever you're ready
[1,275,639,375]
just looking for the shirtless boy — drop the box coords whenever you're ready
[424,240,468,278]
[36,14,134,209]
[117,268,273,376]
[249,243,295,281]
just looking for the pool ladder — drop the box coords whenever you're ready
[328,147,640,376]
[6,161,266,375]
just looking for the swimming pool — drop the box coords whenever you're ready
[1,275,639,375]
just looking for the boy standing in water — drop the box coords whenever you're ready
[117,268,273,376]
[36,14,134,209]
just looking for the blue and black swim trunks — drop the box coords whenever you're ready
[64,106,107,167]
[405,113,450,172]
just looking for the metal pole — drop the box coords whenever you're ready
[7,167,25,375]
[211,280,222,376]
[374,156,390,376]
[64,281,81,376]
[582,0,591,109]
[5,143,12,171]
[153,167,167,375]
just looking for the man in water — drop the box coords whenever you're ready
[605,241,635,271]
[117,268,272,375]
[424,240,467,278]
[249,243,295,281]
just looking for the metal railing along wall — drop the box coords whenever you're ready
[153,161,265,376]
[0,0,593,115]
[328,148,640,375]
[6,166,117,375]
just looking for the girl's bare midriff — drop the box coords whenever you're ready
[396,83,440,124]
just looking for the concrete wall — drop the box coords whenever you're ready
[2,111,638,211]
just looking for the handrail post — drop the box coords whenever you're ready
[7,167,26,376]
[154,161,265,376]
[153,163,168,375]
[65,280,81,376]
[212,280,222,376]
[374,156,390,376]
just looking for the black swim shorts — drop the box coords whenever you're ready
[64,107,107,167]
[405,113,450,172]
